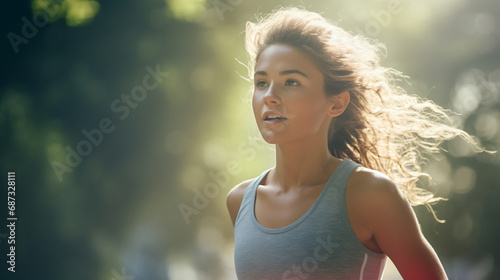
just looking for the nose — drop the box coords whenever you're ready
[263,83,280,105]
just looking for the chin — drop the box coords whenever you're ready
[260,132,284,144]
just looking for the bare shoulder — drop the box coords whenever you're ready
[348,166,407,204]
[226,179,254,227]
[346,165,417,241]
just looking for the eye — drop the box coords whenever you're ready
[255,80,268,88]
[285,79,300,86]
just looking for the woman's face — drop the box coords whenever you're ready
[252,44,334,144]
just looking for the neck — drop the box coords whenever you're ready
[270,134,341,192]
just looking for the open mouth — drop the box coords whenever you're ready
[264,115,288,122]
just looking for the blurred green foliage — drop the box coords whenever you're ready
[0,0,499,279]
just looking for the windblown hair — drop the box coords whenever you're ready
[245,7,485,221]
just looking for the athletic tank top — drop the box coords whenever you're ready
[234,159,387,280]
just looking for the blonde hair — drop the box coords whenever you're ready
[245,7,488,221]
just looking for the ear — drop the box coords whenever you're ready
[326,90,350,118]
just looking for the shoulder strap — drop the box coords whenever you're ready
[235,168,272,226]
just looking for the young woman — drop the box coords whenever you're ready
[227,7,480,280]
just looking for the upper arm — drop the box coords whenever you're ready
[351,171,448,280]
[226,179,252,227]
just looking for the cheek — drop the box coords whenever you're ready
[291,96,328,125]
[251,94,257,111]
[252,93,261,120]
[294,96,323,115]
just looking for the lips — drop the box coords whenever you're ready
[262,111,288,126]
[262,111,287,121]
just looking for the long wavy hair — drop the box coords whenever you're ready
[245,7,486,221]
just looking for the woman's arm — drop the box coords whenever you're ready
[347,169,448,280]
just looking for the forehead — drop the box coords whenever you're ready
[255,44,322,77]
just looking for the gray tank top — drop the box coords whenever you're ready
[234,159,387,279]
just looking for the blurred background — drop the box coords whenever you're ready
[1,0,499,279]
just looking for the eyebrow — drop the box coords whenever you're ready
[254,69,309,78]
